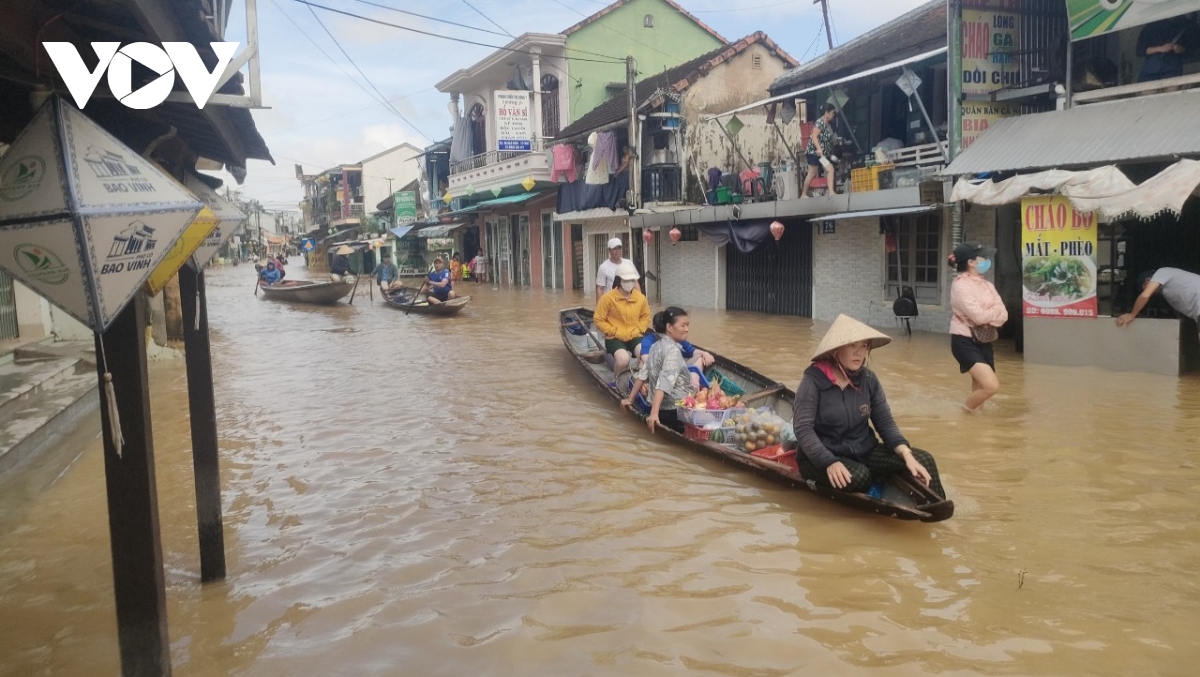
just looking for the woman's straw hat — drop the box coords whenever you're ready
[811,314,892,361]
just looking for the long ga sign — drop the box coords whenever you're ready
[42,42,238,109]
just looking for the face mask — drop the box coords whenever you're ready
[620,280,635,292]
[976,258,992,274]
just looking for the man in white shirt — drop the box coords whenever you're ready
[1117,267,1200,327]
[596,237,640,300]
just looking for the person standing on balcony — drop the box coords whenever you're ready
[801,104,839,198]
[1137,16,1200,82]
[596,237,640,300]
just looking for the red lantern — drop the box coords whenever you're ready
[669,227,682,245]
[642,229,654,244]
[770,220,785,242]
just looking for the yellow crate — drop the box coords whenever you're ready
[850,163,894,193]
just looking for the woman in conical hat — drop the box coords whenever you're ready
[792,314,945,498]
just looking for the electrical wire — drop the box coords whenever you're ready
[290,0,626,64]
[270,0,381,106]
[349,0,510,39]
[304,4,435,142]
[459,0,513,38]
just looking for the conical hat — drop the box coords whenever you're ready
[811,314,892,361]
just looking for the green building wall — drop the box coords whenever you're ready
[564,0,725,122]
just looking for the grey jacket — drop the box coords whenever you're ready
[792,364,909,469]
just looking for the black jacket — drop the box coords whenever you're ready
[792,364,909,469]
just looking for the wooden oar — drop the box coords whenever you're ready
[405,280,428,315]
[740,384,784,404]
[563,313,604,352]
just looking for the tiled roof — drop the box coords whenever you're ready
[771,0,945,93]
[561,0,726,43]
[556,32,797,141]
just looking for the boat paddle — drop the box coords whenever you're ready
[405,280,428,315]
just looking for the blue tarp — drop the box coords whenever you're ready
[390,225,414,239]
[555,173,629,214]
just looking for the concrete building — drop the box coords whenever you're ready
[360,142,422,227]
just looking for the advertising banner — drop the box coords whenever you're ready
[961,6,1022,96]
[494,90,532,152]
[961,102,1020,149]
[1068,0,1195,41]
[1021,196,1099,319]
[394,190,417,223]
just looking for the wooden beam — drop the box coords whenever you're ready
[179,262,227,582]
[96,300,173,676]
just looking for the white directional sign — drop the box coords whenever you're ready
[0,96,202,330]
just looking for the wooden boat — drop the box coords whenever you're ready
[259,279,354,304]
[560,307,954,523]
[382,287,471,316]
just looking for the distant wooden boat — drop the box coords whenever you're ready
[382,287,471,316]
[560,307,953,523]
[259,279,354,304]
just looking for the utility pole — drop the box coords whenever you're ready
[626,56,639,210]
[815,0,834,50]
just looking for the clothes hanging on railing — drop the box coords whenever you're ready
[585,132,609,185]
[551,144,578,183]
[449,117,471,164]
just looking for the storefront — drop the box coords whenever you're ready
[945,93,1200,375]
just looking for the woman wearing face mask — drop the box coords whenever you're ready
[621,306,696,434]
[948,242,1008,412]
[793,315,944,497]
[593,260,650,379]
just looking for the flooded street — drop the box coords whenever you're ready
[3,264,1200,676]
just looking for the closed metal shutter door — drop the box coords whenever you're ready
[725,221,813,317]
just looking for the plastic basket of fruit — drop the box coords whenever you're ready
[724,409,787,454]
[683,424,712,441]
[678,407,736,427]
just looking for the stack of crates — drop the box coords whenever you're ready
[849,163,895,193]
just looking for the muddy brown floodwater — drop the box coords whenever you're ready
[2,264,1200,676]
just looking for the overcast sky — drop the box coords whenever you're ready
[220,0,933,211]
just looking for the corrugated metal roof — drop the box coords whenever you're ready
[944,91,1200,175]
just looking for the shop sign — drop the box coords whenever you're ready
[394,190,417,223]
[183,173,246,270]
[961,5,1021,96]
[0,96,202,331]
[144,205,219,294]
[961,102,1019,149]
[1067,0,1192,41]
[494,90,531,152]
[1020,195,1098,319]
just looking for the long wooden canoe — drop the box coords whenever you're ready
[259,279,354,304]
[560,307,953,522]
[382,288,471,316]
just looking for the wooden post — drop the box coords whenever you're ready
[95,300,172,676]
[179,262,226,582]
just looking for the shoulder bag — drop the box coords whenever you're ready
[970,324,998,344]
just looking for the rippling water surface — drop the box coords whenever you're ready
[2,264,1200,676]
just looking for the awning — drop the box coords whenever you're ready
[951,159,1200,222]
[417,223,466,238]
[472,191,547,209]
[554,208,626,221]
[943,90,1200,175]
[706,47,947,121]
[390,225,415,239]
[812,205,940,221]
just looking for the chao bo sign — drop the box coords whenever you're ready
[42,42,238,110]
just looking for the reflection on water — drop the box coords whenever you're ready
[2,264,1200,676]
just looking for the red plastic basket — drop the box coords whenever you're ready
[750,445,798,472]
[683,424,712,442]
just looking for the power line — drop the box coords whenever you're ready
[350,0,510,38]
[459,0,513,38]
[290,0,626,64]
[303,5,434,142]
[271,87,438,135]
[270,0,380,105]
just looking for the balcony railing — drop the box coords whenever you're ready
[642,165,683,204]
[450,138,547,175]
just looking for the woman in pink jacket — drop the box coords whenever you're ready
[949,242,1009,412]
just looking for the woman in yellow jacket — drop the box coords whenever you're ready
[593,260,650,378]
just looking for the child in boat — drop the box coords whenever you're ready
[621,306,696,434]
[793,314,944,498]
[636,329,715,387]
